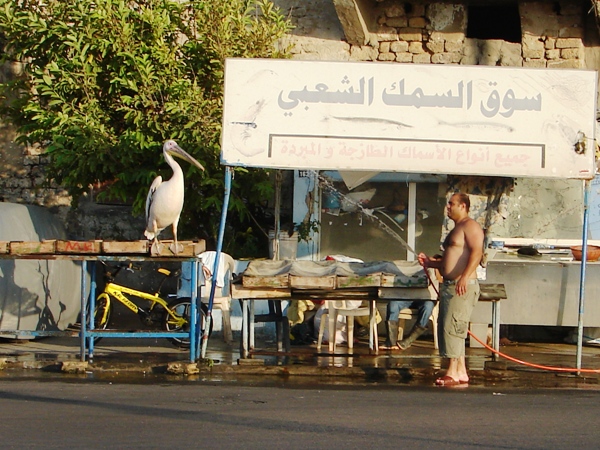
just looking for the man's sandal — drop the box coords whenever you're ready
[435,376,469,386]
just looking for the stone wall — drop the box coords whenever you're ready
[0,139,69,204]
[0,127,73,225]
[0,123,144,239]
[0,61,72,222]
[278,0,587,69]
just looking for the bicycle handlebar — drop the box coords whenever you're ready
[100,261,174,280]
[98,261,141,278]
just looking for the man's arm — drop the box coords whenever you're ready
[456,221,484,295]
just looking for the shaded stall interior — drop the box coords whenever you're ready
[294,172,590,263]
[316,171,446,261]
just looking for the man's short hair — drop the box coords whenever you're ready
[452,192,470,212]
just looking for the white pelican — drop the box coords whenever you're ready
[144,140,204,255]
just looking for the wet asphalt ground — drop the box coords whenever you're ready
[3,333,600,449]
[3,378,600,449]
[1,331,600,390]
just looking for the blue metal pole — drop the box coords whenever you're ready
[577,179,591,372]
[80,260,88,362]
[88,261,97,360]
[189,257,198,362]
[200,166,233,359]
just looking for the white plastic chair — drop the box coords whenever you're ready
[198,251,236,345]
[317,300,378,353]
[178,251,236,344]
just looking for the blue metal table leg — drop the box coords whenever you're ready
[88,260,97,360]
[80,260,88,362]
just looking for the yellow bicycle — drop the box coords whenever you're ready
[92,262,211,348]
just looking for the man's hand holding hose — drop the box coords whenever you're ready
[418,253,441,270]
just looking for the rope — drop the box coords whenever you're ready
[467,329,600,374]
[426,271,600,374]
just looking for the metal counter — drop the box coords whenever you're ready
[470,252,600,327]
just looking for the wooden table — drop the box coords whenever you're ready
[233,284,436,358]
[0,239,206,362]
[234,283,506,359]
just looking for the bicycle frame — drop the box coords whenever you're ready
[96,272,185,328]
[105,283,162,310]
[84,260,204,363]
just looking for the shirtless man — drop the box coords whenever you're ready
[418,193,484,386]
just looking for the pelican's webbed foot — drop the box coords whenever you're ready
[169,242,183,255]
[150,240,165,256]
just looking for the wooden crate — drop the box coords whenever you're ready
[336,273,382,289]
[290,274,336,290]
[56,240,102,254]
[9,240,56,254]
[243,274,289,289]
[102,240,149,254]
[149,240,206,257]
[381,273,428,288]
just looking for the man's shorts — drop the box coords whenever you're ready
[438,279,480,358]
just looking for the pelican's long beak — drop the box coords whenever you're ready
[169,144,205,171]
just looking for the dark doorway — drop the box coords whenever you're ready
[467,3,522,43]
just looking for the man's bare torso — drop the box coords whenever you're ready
[441,219,478,281]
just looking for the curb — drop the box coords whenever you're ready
[0,355,599,389]
[14,358,514,385]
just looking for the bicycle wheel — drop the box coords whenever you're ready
[164,297,212,349]
[90,293,111,344]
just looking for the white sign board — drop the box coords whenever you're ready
[221,58,597,179]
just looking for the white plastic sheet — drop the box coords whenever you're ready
[0,203,81,335]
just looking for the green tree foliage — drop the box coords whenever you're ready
[0,0,292,256]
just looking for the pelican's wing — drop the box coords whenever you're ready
[145,175,163,221]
